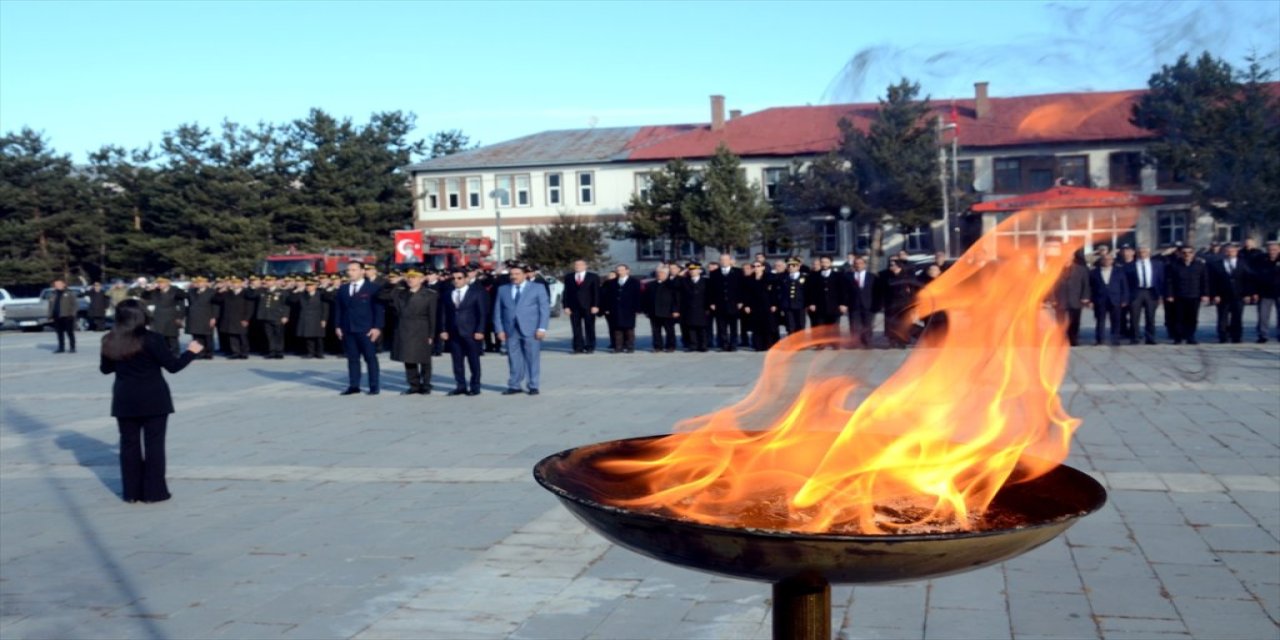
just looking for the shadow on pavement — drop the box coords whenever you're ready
[54,430,121,497]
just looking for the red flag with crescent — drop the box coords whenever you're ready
[394,230,424,264]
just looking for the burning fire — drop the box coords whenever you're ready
[1016,93,1130,138]
[598,209,1134,534]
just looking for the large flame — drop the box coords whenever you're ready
[598,208,1135,534]
[1016,93,1130,138]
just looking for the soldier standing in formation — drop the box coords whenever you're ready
[143,277,187,356]
[290,278,331,359]
[215,276,253,359]
[679,263,711,352]
[184,276,217,359]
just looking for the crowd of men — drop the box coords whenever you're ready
[54,237,1280,391]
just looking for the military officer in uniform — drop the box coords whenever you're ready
[388,270,439,395]
[246,276,291,359]
[143,276,188,355]
[777,258,807,336]
[289,278,331,359]
[215,276,253,359]
[184,276,218,359]
[680,262,711,352]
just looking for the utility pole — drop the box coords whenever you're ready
[937,115,958,258]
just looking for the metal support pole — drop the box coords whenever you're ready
[938,115,951,259]
[495,208,503,265]
[771,576,831,640]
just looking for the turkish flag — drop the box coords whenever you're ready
[394,230,423,264]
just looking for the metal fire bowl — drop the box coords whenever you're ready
[533,435,1107,585]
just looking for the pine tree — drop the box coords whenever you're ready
[620,158,700,259]
[687,143,771,253]
[519,213,610,273]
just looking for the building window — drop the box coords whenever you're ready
[763,236,787,257]
[1028,168,1055,191]
[1214,222,1243,244]
[994,158,1021,193]
[421,178,440,210]
[812,219,838,254]
[635,172,653,202]
[515,175,531,207]
[955,159,975,193]
[467,177,482,208]
[1109,152,1142,188]
[763,167,788,200]
[637,238,664,261]
[546,173,562,205]
[904,226,929,253]
[1157,210,1187,246]
[577,171,594,205]
[500,231,522,261]
[855,223,874,252]
[446,178,461,209]
[1058,155,1088,187]
[495,175,513,206]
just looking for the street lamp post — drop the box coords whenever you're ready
[937,115,958,258]
[489,188,509,264]
[838,206,853,261]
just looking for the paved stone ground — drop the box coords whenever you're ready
[1,312,1277,640]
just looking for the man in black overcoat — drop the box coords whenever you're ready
[184,276,218,359]
[644,265,681,352]
[214,277,253,359]
[1164,245,1210,344]
[144,277,188,355]
[603,264,643,353]
[680,263,711,352]
[562,260,600,354]
[709,254,744,351]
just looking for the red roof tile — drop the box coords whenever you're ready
[626,89,1167,161]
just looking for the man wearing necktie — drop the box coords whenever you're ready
[1124,247,1165,345]
[493,264,549,395]
[561,260,600,354]
[439,268,488,395]
[1208,243,1256,344]
[333,261,384,395]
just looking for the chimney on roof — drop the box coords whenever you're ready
[729,109,742,120]
[711,95,726,131]
[974,82,990,119]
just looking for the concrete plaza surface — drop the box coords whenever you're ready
[1,319,1277,640]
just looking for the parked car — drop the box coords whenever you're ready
[2,286,91,332]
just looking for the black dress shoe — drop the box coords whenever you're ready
[466,389,481,396]
[420,388,432,395]
[366,389,380,396]
[1187,339,1199,345]
[502,388,523,395]
[54,349,65,354]
[401,390,420,395]
[447,389,467,396]
[527,389,540,396]
[340,388,361,396]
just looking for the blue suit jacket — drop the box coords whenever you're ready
[333,280,385,334]
[493,281,550,338]
[1089,267,1130,307]
[1123,259,1164,301]
[441,285,489,336]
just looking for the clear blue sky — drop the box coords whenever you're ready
[2,0,1276,162]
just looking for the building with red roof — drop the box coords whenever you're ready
[407,82,1271,267]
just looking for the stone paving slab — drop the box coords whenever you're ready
[1,315,1278,640]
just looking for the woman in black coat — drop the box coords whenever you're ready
[100,300,203,503]
[878,260,922,349]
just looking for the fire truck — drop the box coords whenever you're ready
[260,247,378,276]
[392,231,496,272]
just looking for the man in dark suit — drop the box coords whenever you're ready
[143,277,187,356]
[1164,245,1210,344]
[1208,243,1255,344]
[82,282,111,331]
[184,276,218,359]
[805,256,843,345]
[776,258,807,337]
[333,261,385,395]
[843,256,878,349]
[1089,253,1130,346]
[709,254,744,351]
[644,265,681,352]
[1052,250,1092,347]
[562,260,600,354]
[1124,247,1165,345]
[214,277,253,359]
[439,268,488,395]
[680,263,711,352]
[603,264,643,353]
